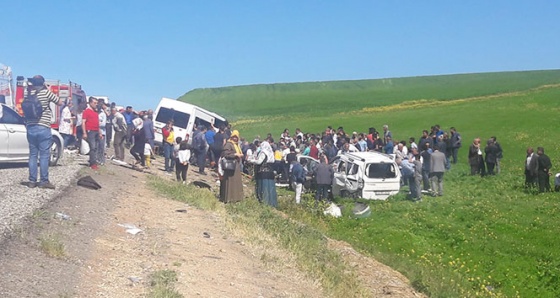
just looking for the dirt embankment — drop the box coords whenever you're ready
[0,156,423,297]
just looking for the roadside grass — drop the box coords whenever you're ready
[39,233,65,258]
[149,177,371,297]
[222,86,560,297]
[166,75,560,297]
[148,269,182,298]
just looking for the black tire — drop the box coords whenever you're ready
[49,137,61,166]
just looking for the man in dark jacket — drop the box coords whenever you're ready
[314,156,334,202]
[291,159,306,204]
[484,139,499,175]
[537,147,552,193]
[193,125,208,174]
[525,147,538,189]
[450,127,462,164]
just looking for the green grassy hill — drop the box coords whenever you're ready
[178,69,560,120]
[177,70,560,297]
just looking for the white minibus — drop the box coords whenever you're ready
[153,97,227,146]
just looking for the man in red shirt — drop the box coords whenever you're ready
[82,97,102,169]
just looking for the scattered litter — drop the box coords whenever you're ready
[128,276,142,283]
[192,180,211,190]
[77,175,102,190]
[111,159,128,166]
[351,202,372,218]
[126,228,143,235]
[203,232,211,238]
[118,223,143,235]
[176,209,187,213]
[202,255,222,260]
[324,203,342,218]
[55,212,71,220]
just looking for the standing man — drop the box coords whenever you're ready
[205,124,216,168]
[536,147,552,193]
[82,97,102,170]
[382,124,392,145]
[491,136,503,173]
[143,114,155,156]
[450,127,462,164]
[430,145,446,196]
[111,107,127,161]
[420,142,432,191]
[291,158,306,204]
[314,155,333,202]
[193,125,208,174]
[123,106,134,148]
[58,100,74,148]
[468,138,485,176]
[20,75,61,189]
[525,147,538,189]
[106,102,115,148]
[161,120,175,173]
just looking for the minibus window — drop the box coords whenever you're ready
[156,107,190,128]
[194,117,211,130]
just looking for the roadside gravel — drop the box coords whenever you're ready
[0,152,84,240]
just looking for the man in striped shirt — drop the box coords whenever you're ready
[21,75,61,189]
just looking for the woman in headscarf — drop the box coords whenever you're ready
[248,140,277,207]
[220,130,244,203]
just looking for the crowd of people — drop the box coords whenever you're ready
[19,75,555,202]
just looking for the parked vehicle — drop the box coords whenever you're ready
[153,97,227,146]
[331,151,401,200]
[14,76,87,130]
[0,104,63,166]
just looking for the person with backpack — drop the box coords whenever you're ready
[20,75,61,189]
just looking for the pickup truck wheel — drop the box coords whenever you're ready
[49,137,61,166]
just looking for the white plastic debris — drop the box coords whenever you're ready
[324,203,342,218]
[118,223,143,235]
[55,212,71,220]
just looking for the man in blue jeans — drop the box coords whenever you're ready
[21,75,61,189]
[161,120,175,173]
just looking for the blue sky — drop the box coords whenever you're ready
[2,0,558,111]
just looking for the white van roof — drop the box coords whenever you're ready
[343,151,396,163]
[157,97,226,122]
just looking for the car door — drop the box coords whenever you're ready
[0,105,8,159]
[344,163,360,195]
[1,106,28,160]
[332,159,347,196]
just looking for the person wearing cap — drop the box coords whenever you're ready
[82,97,102,170]
[20,75,61,189]
[220,130,244,203]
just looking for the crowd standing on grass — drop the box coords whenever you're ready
[20,80,558,205]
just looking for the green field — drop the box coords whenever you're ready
[179,70,560,297]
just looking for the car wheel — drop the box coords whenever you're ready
[49,137,61,166]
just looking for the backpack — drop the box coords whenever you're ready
[21,91,44,122]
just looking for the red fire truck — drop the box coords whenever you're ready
[15,76,87,129]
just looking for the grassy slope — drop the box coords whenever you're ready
[178,69,560,120]
[177,70,560,297]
